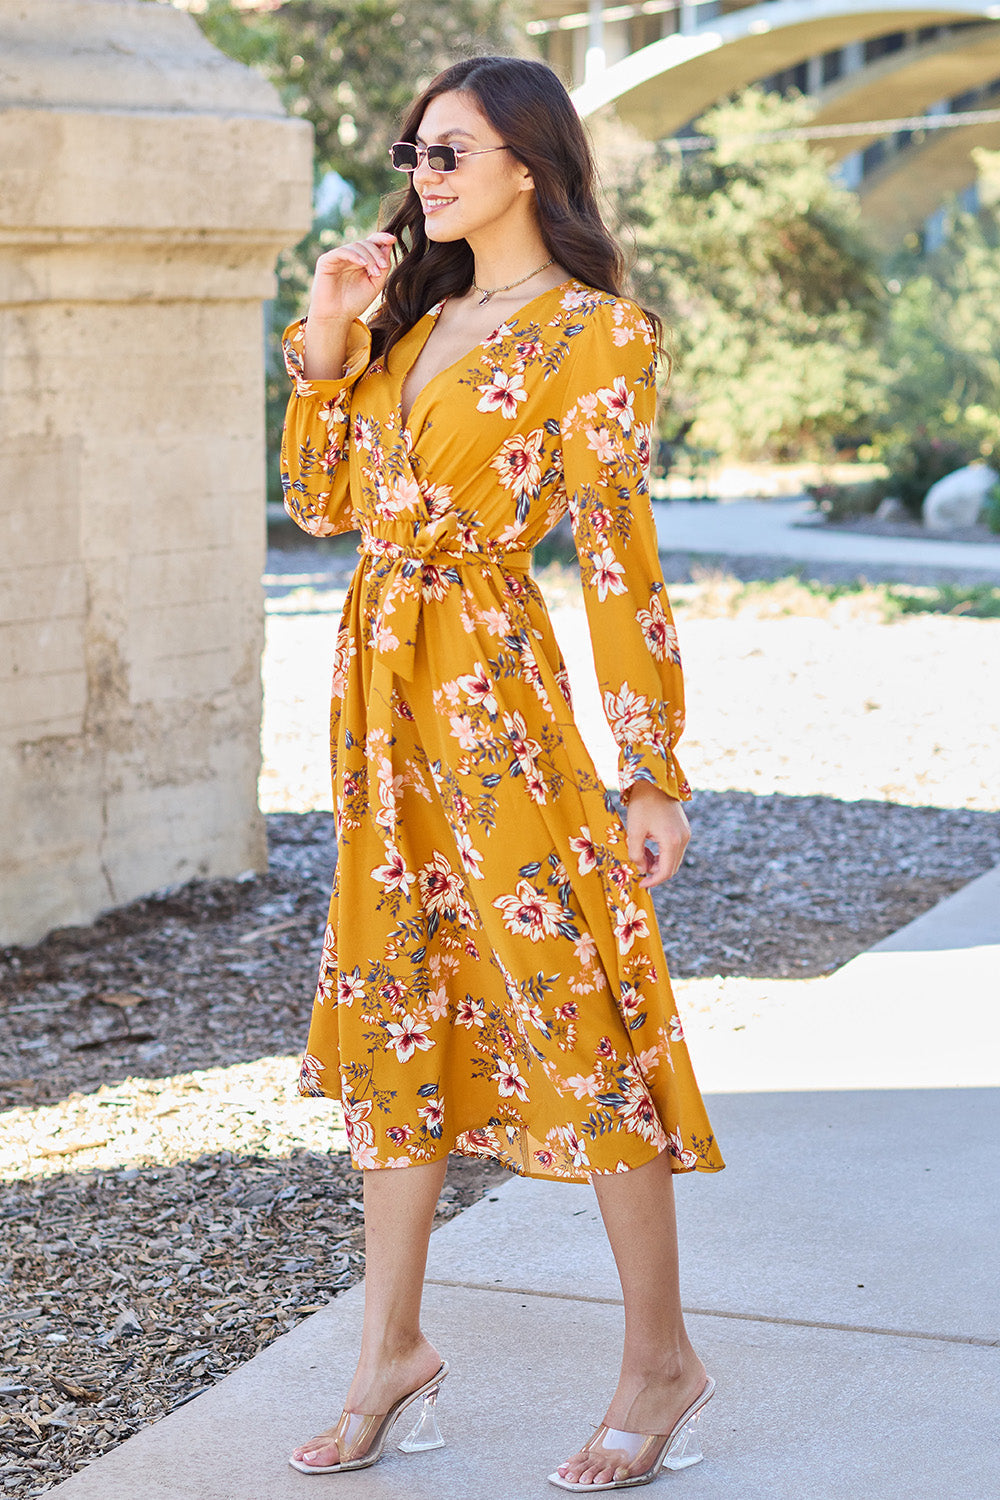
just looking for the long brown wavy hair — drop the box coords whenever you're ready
[367,56,661,362]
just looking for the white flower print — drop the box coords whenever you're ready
[343,1095,375,1148]
[493,1060,529,1102]
[604,684,654,745]
[591,547,628,602]
[614,902,649,955]
[490,429,545,502]
[493,879,565,943]
[456,662,498,716]
[385,1012,434,1063]
[371,846,416,898]
[337,969,365,1007]
[598,375,636,433]
[476,368,528,418]
[298,1053,325,1096]
[667,1127,699,1170]
[418,851,468,917]
[569,827,599,875]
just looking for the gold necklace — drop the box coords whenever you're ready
[471,257,555,306]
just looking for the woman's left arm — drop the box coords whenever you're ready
[562,302,691,886]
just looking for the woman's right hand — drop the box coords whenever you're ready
[306,232,397,326]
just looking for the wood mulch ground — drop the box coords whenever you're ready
[3,538,1000,1496]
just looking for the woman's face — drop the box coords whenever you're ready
[410,90,534,247]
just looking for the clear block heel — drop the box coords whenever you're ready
[661,1405,706,1470]
[398,1388,445,1452]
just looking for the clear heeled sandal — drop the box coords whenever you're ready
[548,1375,715,1491]
[288,1361,447,1475]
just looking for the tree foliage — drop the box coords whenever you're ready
[600,89,888,461]
[182,0,521,499]
[192,0,519,200]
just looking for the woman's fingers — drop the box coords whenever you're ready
[626,792,690,888]
[308,235,396,321]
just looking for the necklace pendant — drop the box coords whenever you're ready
[477,290,494,306]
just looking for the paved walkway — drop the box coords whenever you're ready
[653,497,1000,576]
[46,866,1000,1499]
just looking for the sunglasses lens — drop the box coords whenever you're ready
[390,142,418,172]
[425,146,457,172]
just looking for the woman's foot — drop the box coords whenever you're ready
[554,1353,709,1488]
[290,1336,443,1471]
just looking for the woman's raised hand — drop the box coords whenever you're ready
[307,232,397,326]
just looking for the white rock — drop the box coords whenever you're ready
[922,465,998,530]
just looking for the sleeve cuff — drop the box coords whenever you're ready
[282,317,372,397]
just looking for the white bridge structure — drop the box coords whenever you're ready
[530,2,1000,240]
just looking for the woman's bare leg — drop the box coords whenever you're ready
[290,1156,448,1468]
[555,1150,708,1486]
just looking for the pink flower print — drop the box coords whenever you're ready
[379,977,408,1007]
[352,1140,381,1169]
[378,475,422,518]
[667,1127,699,1170]
[386,1124,413,1146]
[590,546,628,602]
[669,1014,685,1042]
[569,826,599,875]
[385,1012,434,1063]
[483,322,514,350]
[534,1147,555,1169]
[456,994,486,1029]
[555,1000,579,1021]
[586,426,618,465]
[493,879,564,943]
[516,337,545,362]
[560,287,590,311]
[418,1095,445,1137]
[490,428,545,501]
[492,1060,529,1102]
[371,846,416,898]
[426,984,451,1021]
[448,714,479,750]
[599,376,636,433]
[298,1053,325,1097]
[476,368,528,419]
[418,851,467,917]
[343,1096,375,1148]
[614,901,649,955]
[337,969,365,1007]
[565,1072,600,1101]
[456,662,498,716]
[369,619,400,654]
[604,685,653,745]
[596,1035,615,1060]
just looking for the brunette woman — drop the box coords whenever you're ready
[281,55,723,1491]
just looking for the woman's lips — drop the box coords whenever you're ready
[421,196,456,216]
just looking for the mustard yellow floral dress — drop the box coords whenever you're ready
[280,280,724,1182]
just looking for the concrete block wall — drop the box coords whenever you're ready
[0,0,313,945]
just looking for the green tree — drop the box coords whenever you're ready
[600,88,888,462]
[880,195,1000,465]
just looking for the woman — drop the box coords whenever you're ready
[281,55,724,1491]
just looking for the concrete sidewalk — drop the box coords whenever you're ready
[653,497,1000,576]
[47,869,1000,1499]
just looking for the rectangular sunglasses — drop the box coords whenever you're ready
[389,141,509,173]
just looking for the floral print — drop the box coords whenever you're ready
[281,280,723,1181]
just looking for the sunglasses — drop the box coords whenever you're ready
[389,141,510,174]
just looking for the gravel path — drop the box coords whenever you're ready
[2,543,998,1497]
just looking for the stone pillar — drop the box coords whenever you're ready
[0,0,313,945]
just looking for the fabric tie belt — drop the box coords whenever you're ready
[360,514,532,685]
